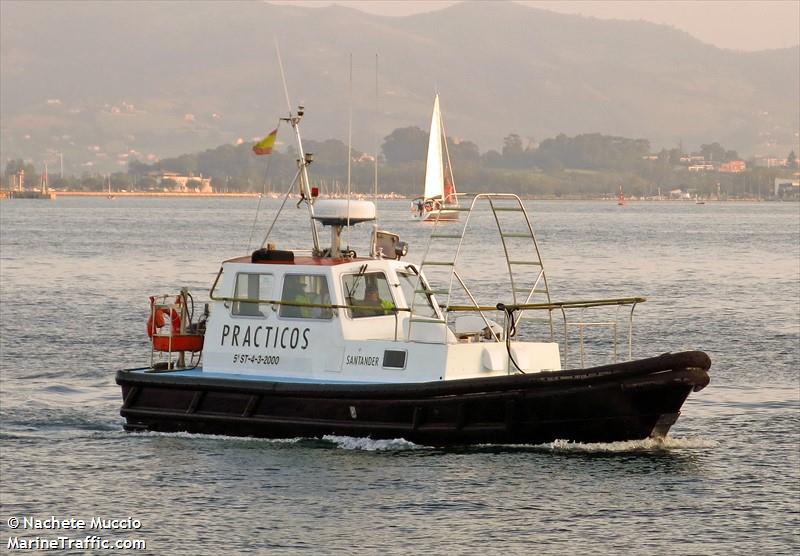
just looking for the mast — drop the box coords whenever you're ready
[346,53,353,249]
[274,39,320,253]
[285,107,320,253]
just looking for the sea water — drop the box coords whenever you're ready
[1,198,798,554]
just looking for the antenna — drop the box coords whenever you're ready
[374,53,379,208]
[275,38,292,114]
[346,53,353,250]
[371,53,380,258]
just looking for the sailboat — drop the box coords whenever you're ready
[411,94,459,221]
[107,175,115,199]
[617,186,625,206]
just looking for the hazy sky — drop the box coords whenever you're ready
[268,0,800,51]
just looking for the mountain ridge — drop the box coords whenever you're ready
[1,0,797,173]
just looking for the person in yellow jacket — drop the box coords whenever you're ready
[355,283,394,317]
[281,279,312,318]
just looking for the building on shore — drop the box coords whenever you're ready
[719,160,746,173]
[755,157,789,168]
[158,172,213,193]
[687,163,715,172]
[668,188,693,200]
[774,177,800,199]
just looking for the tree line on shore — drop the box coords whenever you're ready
[4,129,797,199]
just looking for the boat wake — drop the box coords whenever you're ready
[321,435,420,451]
[107,429,717,453]
[318,434,718,453]
[119,430,419,451]
[545,435,718,452]
[129,430,306,445]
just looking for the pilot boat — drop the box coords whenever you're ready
[116,105,710,446]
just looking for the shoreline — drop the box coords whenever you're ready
[52,191,262,198]
[0,190,791,202]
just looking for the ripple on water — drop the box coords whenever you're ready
[1,199,798,555]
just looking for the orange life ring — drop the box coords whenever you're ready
[147,307,181,337]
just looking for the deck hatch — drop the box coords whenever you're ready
[382,350,407,369]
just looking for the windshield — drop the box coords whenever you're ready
[342,271,395,319]
[398,271,439,319]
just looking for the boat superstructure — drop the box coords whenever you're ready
[117,100,710,445]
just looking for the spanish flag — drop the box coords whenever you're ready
[252,128,278,155]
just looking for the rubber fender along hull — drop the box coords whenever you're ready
[116,351,711,446]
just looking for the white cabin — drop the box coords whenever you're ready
[201,252,561,384]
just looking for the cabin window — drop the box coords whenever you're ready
[279,274,332,319]
[398,270,439,319]
[232,273,274,317]
[342,271,395,318]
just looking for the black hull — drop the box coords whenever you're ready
[116,351,710,446]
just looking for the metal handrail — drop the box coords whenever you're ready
[209,267,416,344]
[205,288,642,369]
[445,297,645,312]
[445,297,644,368]
[208,294,412,314]
[148,290,200,369]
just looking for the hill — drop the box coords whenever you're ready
[1,1,797,173]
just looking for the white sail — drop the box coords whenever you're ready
[423,94,444,201]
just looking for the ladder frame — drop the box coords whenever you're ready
[409,193,554,344]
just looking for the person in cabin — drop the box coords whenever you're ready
[354,283,394,317]
[281,278,311,318]
[311,290,332,319]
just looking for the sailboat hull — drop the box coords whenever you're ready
[418,208,460,222]
[117,351,710,446]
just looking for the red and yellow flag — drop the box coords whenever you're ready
[252,128,278,155]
